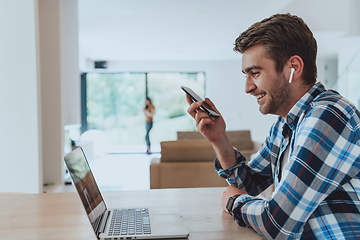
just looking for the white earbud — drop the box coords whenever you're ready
[289,67,295,83]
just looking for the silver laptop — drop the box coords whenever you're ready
[64,147,189,240]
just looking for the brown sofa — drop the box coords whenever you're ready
[150,130,259,189]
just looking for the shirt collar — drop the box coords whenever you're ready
[285,82,326,131]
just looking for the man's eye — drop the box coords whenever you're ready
[251,72,260,77]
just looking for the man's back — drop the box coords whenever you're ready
[298,87,360,239]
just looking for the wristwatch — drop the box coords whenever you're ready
[226,194,242,215]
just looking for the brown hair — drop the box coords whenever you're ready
[234,13,317,85]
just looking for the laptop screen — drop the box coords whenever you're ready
[64,147,107,230]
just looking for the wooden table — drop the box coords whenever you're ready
[0,187,261,239]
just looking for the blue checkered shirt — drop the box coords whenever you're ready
[216,82,360,239]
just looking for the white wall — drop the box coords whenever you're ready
[337,40,360,107]
[61,0,80,126]
[0,0,42,193]
[0,0,80,192]
[97,60,277,142]
[317,58,338,89]
[78,0,292,61]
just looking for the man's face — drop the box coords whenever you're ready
[242,45,290,116]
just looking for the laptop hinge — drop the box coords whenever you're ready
[97,210,110,235]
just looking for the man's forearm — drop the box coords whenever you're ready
[211,134,236,170]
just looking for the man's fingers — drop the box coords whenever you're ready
[204,98,220,113]
[194,111,209,124]
[187,101,202,118]
[195,111,214,129]
[185,94,193,105]
[225,185,247,196]
[187,97,221,123]
[197,118,214,132]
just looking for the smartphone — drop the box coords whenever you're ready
[181,86,220,118]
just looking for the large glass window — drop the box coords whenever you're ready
[82,72,205,152]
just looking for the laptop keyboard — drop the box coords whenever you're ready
[108,208,151,236]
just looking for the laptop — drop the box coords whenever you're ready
[64,147,189,240]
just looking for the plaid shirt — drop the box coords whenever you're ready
[216,82,360,239]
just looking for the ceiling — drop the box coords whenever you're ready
[78,0,358,62]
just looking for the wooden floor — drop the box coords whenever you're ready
[44,152,161,193]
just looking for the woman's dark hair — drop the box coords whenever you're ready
[234,13,317,85]
[145,97,152,109]
[146,97,152,103]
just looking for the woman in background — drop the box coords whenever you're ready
[143,97,155,154]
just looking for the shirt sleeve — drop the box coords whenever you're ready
[215,126,275,196]
[231,106,360,239]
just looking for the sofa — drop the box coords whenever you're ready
[150,130,260,189]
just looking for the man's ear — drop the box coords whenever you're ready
[286,55,304,84]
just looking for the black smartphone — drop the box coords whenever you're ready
[181,86,220,118]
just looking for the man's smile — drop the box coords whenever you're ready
[255,93,266,104]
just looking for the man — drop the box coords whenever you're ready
[186,14,360,239]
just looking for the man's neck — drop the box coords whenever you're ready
[280,83,314,118]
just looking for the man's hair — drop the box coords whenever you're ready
[234,13,317,85]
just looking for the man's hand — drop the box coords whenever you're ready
[186,96,226,144]
[222,185,247,214]
[185,95,237,170]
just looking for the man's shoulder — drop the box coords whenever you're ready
[310,90,360,121]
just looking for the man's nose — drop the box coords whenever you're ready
[245,77,256,94]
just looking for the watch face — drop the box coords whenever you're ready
[226,195,241,213]
[226,196,235,212]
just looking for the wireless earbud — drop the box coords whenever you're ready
[289,67,295,83]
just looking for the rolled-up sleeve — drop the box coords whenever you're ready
[215,139,274,196]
